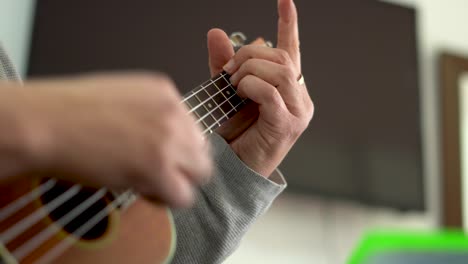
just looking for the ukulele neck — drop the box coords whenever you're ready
[182,71,246,134]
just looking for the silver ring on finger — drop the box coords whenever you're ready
[297,74,305,86]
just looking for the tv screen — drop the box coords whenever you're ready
[28,0,423,210]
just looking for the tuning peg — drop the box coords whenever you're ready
[230,32,247,51]
[230,32,274,50]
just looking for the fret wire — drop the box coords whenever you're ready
[187,81,232,114]
[196,83,237,124]
[220,74,237,109]
[181,72,247,134]
[184,96,210,130]
[203,98,247,135]
[194,92,221,127]
[182,73,227,103]
[195,84,241,126]
[186,74,233,114]
[210,79,230,120]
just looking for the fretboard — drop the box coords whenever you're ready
[182,71,246,134]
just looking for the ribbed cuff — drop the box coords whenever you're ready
[208,133,287,202]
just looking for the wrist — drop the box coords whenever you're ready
[231,142,282,178]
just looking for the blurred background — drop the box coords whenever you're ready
[2,0,468,263]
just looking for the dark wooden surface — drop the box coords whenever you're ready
[439,53,468,228]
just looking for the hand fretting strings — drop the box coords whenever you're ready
[0,72,247,262]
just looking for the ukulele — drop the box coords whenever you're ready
[0,33,263,264]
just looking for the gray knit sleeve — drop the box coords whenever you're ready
[170,133,287,264]
[0,44,21,82]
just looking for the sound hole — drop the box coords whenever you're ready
[39,179,111,241]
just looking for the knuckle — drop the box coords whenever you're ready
[289,119,306,139]
[276,49,291,65]
[237,45,253,60]
[242,59,255,72]
[243,74,257,83]
[238,44,257,59]
[277,66,295,86]
[308,101,315,119]
[267,88,282,105]
[243,58,261,74]
[300,109,314,131]
[237,74,254,89]
[304,97,315,120]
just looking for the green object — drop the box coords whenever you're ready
[348,229,468,264]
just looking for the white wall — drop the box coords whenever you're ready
[0,0,36,77]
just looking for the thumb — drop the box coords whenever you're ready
[207,28,235,77]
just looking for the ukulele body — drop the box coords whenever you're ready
[0,177,176,264]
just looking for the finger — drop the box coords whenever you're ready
[144,132,210,208]
[236,75,288,122]
[251,37,266,46]
[277,0,301,69]
[143,169,195,208]
[176,116,213,184]
[177,138,213,186]
[230,59,303,114]
[207,28,235,77]
[223,45,293,74]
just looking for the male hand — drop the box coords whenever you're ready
[4,73,212,207]
[207,0,314,177]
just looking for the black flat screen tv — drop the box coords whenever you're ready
[28,0,423,210]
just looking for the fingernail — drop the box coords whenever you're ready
[230,72,239,85]
[223,59,235,74]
